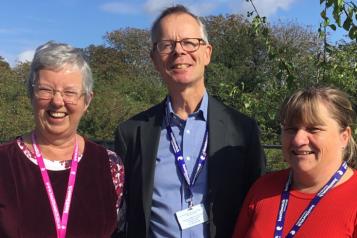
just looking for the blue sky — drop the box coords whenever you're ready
[0,0,348,67]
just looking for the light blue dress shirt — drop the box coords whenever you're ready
[149,91,209,238]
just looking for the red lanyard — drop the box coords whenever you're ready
[31,133,80,238]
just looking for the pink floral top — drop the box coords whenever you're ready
[16,137,124,207]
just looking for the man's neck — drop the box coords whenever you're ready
[169,86,205,120]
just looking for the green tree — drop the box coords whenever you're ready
[203,14,322,145]
[83,44,130,81]
[81,37,166,140]
[0,56,11,73]
[104,27,157,79]
[0,61,33,141]
[320,0,357,41]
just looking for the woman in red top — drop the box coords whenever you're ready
[233,86,357,238]
[0,41,124,238]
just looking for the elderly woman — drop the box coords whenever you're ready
[0,41,124,238]
[233,86,357,237]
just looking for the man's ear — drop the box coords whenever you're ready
[150,50,160,71]
[204,43,212,66]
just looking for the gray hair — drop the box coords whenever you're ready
[27,41,93,103]
[280,86,357,167]
[150,4,209,45]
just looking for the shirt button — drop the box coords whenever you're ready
[186,156,191,161]
[186,129,190,134]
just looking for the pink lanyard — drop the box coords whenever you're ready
[31,133,80,238]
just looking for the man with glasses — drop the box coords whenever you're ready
[115,4,265,238]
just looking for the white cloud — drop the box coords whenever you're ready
[187,2,219,16]
[100,0,297,18]
[101,0,220,17]
[100,2,141,14]
[143,0,218,16]
[144,0,172,15]
[142,0,297,17]
[16,50,35,64]
[230,0,297,17]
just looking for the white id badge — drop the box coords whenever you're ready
[175,203,208,230]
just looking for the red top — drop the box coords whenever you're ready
[0,138,124,238]
[233,169,357,238]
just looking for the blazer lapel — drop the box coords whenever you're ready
[207,96,226,237]
[207,96,226,158]
[139,101,165,229]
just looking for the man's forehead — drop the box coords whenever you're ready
[156,14,201,38]
[159,13,199,27]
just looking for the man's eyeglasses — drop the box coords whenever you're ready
[154,38,206,54]
[33,84,85,105]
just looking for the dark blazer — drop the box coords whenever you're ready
[114,95,265,238]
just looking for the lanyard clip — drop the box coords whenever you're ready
[187,197,194,209]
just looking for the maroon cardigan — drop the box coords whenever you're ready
[0,139,118,238]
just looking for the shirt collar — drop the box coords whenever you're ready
[166,90,208,122]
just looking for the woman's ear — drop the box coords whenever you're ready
[84,91,94,111]
[340,126,351,148]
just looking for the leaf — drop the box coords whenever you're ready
[333,10,341,26]
[325,45,333,53]
[320,10,327,20]
[348,26,357,40]
[337,0,344,8]
[329,24,337,31]
[276,71,283,80]
[326,0,333,8]
[286,75,295,88]
[343,18,352,31]
[348,7,354,19]
[323,18,330,27]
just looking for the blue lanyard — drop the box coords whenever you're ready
[274,161,348,238]
[165,103,208,207]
